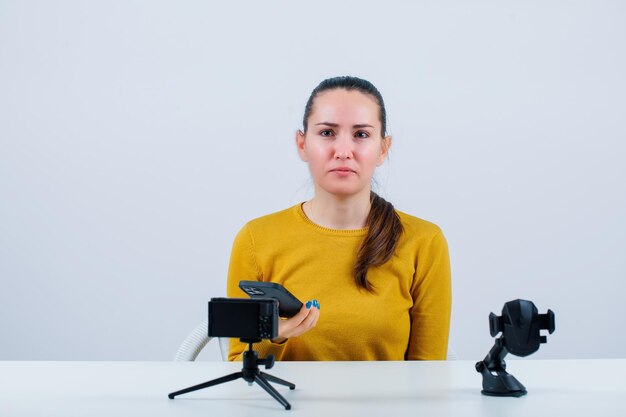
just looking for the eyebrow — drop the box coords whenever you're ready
[315,122,375,129]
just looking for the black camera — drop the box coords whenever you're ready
[208,297,279,340]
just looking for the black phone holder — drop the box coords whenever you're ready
[475,299,555,397]
[168,339,296,410]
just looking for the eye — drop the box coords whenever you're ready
[355,131,370,139]
[320,129,334,137]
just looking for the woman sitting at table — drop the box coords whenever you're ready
[226,76,451,361]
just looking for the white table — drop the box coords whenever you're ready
[1,359,625,416]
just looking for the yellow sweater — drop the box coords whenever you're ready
[226,203,451,361]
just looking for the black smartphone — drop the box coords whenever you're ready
[238,280,303,318]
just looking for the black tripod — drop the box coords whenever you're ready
[168,339,296,410]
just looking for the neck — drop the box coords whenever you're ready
[305,188,372,230]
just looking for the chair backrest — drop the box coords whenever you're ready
[174,319,230,362]
[174,319,211,361]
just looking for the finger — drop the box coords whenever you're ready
[298,305,319,330]
[303,300,320,326]
[312,300,321,326]
[278,302,315,338]
[311,310,320,328]
[286,303,311,326]
[295,301,314,320]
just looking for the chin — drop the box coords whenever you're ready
[319,182,367,197]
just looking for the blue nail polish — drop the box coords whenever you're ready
[306,301,312,309]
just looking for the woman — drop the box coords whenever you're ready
[226,76,451,361]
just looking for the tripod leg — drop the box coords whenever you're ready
[260,371,296,389]
[254,374,292,410]
[168,372,242,399]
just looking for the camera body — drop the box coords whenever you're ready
[208,297,279,340]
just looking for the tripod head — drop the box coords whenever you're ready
[476,299,555,397]
[240,338,275,374]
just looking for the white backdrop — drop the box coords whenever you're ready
[1,0,624,361]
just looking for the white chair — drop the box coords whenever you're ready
[174,319,229,362]
[174,319,458,361]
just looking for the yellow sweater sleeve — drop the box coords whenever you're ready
[407,230,452,360]
[225,224,288,361]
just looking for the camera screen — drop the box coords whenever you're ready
[208,298,277,339]
[210,301,259,338]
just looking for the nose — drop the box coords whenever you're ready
[333,134,354,160]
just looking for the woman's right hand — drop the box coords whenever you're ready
[272,300,320,343]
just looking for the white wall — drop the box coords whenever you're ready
[1,0,624,361]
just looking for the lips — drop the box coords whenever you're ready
[330,167,356,173]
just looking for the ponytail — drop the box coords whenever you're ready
[354,192,404,291]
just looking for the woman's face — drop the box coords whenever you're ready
[296,89,391,198]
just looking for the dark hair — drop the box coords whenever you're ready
[302,75,387,137]
[302,76,403,292]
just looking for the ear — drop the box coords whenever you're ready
[377,135,392,166]
[296,129,308,162]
